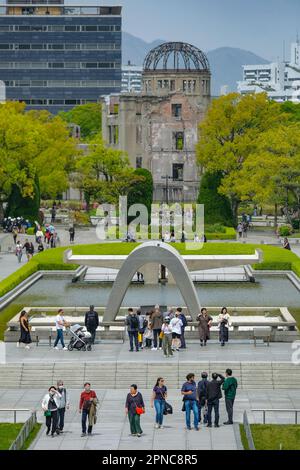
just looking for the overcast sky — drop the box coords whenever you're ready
[68,0,300,59]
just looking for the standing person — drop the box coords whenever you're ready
[53,309,68,350]
[151,377,167,429]
[12,226,18,245]
[206,373,225,428]
[222,369,238,425]
[237,223,243,239]
[42,386,62,437]
[79,383,98,437]
[17,310,32,349]
[84,305,99,345]
[51,206,56,223]
[125,384,145,437]
[150,306,163,351]
[137,309,147,349]
[197,308,213,347]
[143,312,153,349]
[178,308,188,349]
[23,239,34,261]
[163,307,174,320]
[35,227,44,244]
[170,311,183,352]
[161,317,173,357]
[197,372,209,425]
[125,308,139,352]
[15,240,23,263]
[218,307,231,347]
[69,225,75,244]
[57,380,69,433]
[181,373,199,431]
[283,237,291,250]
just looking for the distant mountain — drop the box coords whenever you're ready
[207,47,269,95]
[122,32,165,67]
[122,33,269,95]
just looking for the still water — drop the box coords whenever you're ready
[10,275,300,308]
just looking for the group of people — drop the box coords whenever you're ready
[42,369,238,439]
[17,306,100,351]
[2,216,31,234]
[42,382,97,438]
[125,306,231,354]
[127,369,238,436]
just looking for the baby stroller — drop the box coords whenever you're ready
[67,324,92,351]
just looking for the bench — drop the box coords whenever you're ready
[34,329,53,347]
[253,327,272,347]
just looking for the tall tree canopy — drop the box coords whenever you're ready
[59,103,102,141]
[196,92,288,223]
[0,101,78,218]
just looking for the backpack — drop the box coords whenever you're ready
[130,315,139,329]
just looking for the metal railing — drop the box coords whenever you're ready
[252,408,300,425]
[9,411,37,451]
[243,410,255,450]
[0,408,31,423]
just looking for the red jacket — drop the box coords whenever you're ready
[79,390,97,410]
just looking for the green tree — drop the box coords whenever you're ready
[127,169,153,221]
[74,134,141,208]
[198,171,234,226]
[237,123,300,227]
[196,92,286,223]
[6,173,40,222]
[59,103,102,140]
[0,101,78,218]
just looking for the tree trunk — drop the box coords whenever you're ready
[0,201,4,221]
[231,198,239,227]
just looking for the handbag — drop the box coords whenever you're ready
[182,400,186,412]
[163,401,173,415]
[159,331,164,339]
[44,410,51,417]
[136,406,145,415]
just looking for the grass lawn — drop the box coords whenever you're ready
[0,422,41,450]
[241,424,300,450]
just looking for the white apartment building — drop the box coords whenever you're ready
[121,60,143,93]
[238,42,300,102]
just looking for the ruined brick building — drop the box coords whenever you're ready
[101,42,211,202]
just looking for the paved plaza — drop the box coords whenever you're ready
[3,340,297,363]
[1,388,300,450]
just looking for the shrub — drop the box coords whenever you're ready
[127,169,153,223]
[198,171,235,226]
[279,225,293,237]
[206,224,226,233]
[292,219,300,231]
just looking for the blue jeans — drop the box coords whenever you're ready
[154,399,165,425]
[207,399,220,426]
[81,409,92,434]
[185,400,199,429]
[54,329,65,348]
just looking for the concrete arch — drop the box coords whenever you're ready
[104,241,201,322]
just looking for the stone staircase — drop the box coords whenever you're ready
[0,361,299,389]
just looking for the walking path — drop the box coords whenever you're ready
[3,341,297,363]
[1,388,299,450]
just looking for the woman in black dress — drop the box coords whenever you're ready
[17,310,32,349]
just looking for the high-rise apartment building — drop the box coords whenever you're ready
[0,1,122,112]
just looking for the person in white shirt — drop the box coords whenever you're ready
[41,386,62,437]
[218,307,231,347]
[53,309,68,350]
[170,311,183,351]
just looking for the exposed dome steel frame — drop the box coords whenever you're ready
[143,42,210,72]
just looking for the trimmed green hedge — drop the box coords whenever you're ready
[206,227,236,240]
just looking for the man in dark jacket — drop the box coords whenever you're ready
[84,305,99,344]
[197,372,209,424]
[206,373,225,428]
[178,308,188,349]
[125,308,139,352]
